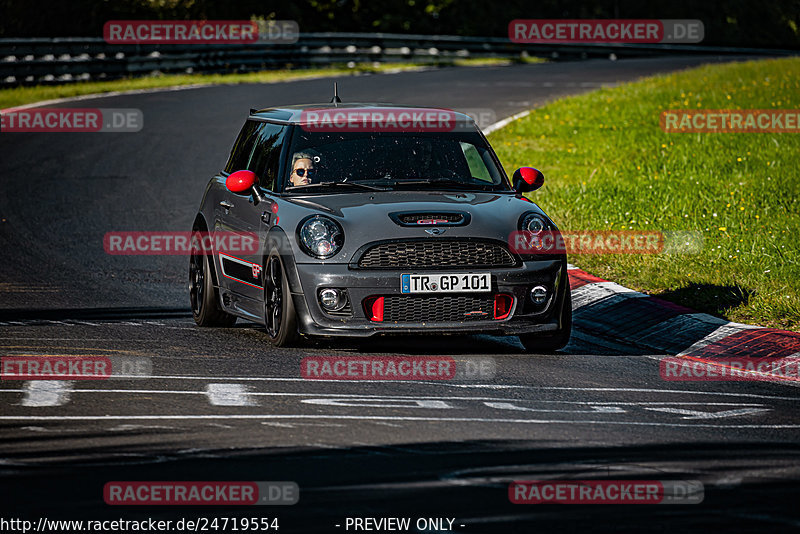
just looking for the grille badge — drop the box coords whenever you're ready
[424,228,447,235]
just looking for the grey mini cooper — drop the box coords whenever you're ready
[189,103,571,351]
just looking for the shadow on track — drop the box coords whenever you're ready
[3,439,800,533]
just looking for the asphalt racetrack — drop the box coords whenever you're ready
[1,56,799,533]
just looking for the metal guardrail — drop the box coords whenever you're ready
[1,32,796,87]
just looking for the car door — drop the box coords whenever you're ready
[215,121,288,318]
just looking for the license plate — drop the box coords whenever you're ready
[401,273,491,294]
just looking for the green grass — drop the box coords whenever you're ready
[0,57,547,110]
[489,57,800,330]
[452,56,546,67]
[0,62,432,110]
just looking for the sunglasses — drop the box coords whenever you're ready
[294,168,316,177]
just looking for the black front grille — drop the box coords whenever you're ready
[383,295,495,322]
[397,213,464,224]
[357,240,516,269]
[326,300,352,318]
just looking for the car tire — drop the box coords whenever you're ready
[264,250,299,347]
[519,285,572,353]
[189,247,237,327]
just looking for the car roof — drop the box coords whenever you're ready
[249,103,478,126]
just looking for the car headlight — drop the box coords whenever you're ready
[298,215,344,258]
[515,212,561,256]
[520,213,548,234]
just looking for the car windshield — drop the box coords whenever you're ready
[283,129,510,193]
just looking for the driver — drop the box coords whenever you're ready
[289,151,319,186]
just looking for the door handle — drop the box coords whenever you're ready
[219,200,234,210]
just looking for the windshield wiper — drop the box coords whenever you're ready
[388,178,487,189]
[286,181,390,192]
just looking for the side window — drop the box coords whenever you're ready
[460,141,493,182]
[246,122,287,192]
[224,120,260,173]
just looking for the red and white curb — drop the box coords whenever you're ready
[567,264,800,384]
[485,113,798,385]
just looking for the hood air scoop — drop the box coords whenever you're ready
[389,211,471,227]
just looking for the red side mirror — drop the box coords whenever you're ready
[512,167,544,193]
[225,170,257,194]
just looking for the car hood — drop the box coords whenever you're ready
[282,191,553,263]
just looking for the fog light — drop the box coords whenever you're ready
[530,285,548,304]
[494,294,513,320]
[363,296,384,322]
[319,288,345,311]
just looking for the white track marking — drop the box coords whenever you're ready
[486,402,626,414]
[0,414,797,429]
[645,353,800,392]
[0,388,777,405]
[261,421,346,428]
[302,398,453,409]
[642,407,771,419]
[108,424,176,431]
[20,381,73,407]
[647,353,800,387]
[205,383,256,406]
[483,110,532,134]
[2,382,796,400]
[0,320,169,327]
[400,385,799,401]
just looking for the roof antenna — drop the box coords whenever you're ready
[331,82,341,106]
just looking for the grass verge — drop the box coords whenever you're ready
[490,57,800,330]
[0,63,425,109]
[0,57,544,110]
[453,56,545,67]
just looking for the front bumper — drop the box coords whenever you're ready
[290,259,568,337]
